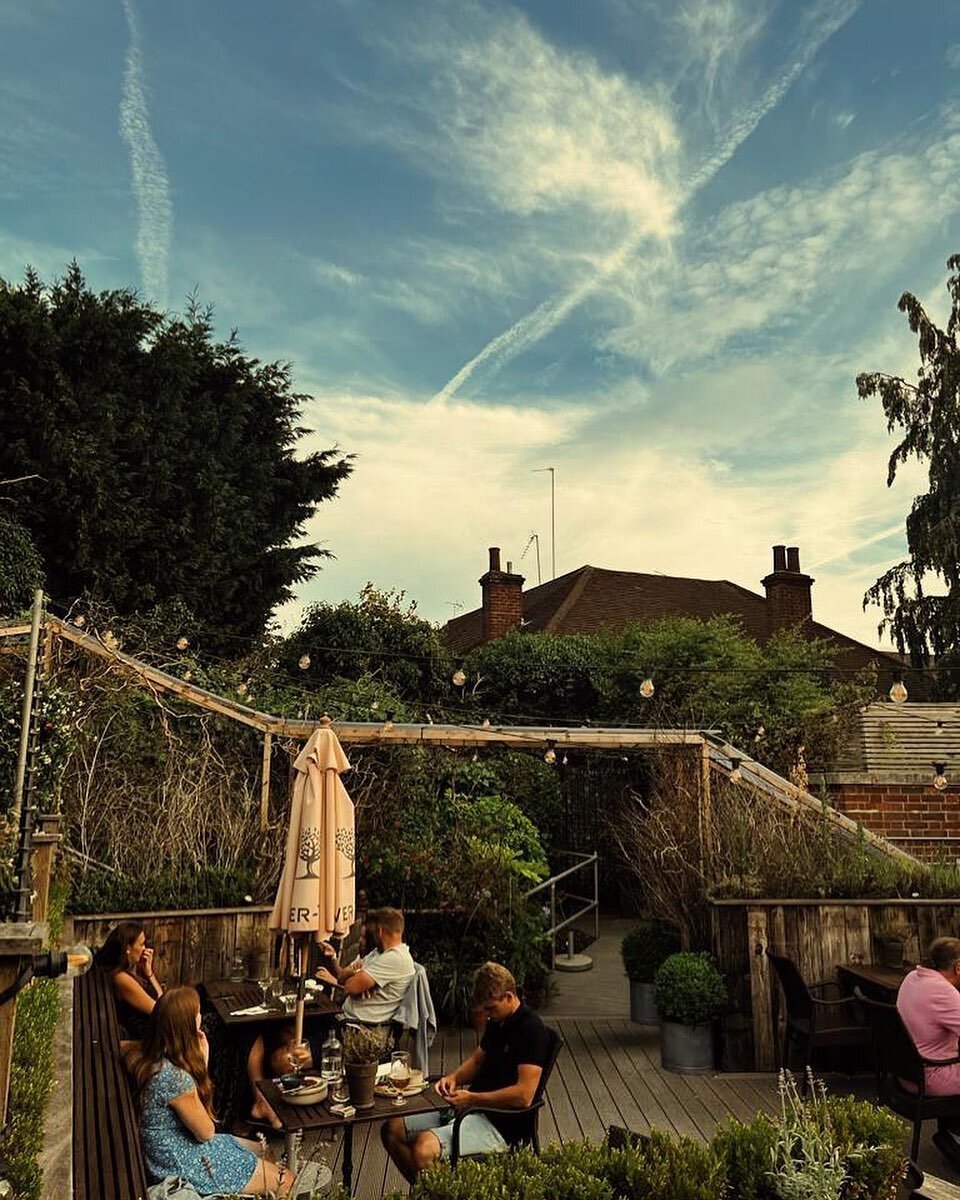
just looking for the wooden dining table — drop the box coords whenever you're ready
[836,961,912,1003]
[203,978,340,1029]
[257,1076,447,1188]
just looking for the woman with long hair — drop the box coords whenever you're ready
[94,921,163,1041]
[125,986,291,1197]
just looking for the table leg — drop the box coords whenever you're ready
[342,1124,354,1193]
[285,1130,298,1175]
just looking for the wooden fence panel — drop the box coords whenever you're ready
[711,898,960,1071]
[73,907,274,986]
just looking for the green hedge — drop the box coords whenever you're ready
[69,863,260,914]
[0,979,60,1200]
[385,1093,907,1200]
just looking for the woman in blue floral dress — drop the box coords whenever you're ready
[125,986,292,1196]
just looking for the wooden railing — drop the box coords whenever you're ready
[710,897,960,1071]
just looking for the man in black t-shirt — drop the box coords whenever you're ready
[382,962,552,1181]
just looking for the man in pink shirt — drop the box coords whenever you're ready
[897,937,960,1160]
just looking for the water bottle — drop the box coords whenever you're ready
[320,1027,342,1081]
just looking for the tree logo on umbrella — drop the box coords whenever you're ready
[296,828,324,879]
[335,827,356,880]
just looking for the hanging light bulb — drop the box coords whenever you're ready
[452,668,467,687]
[562,754,568,766]
[176,636,189,651]
[729,757,743,784]
[482,717,491,728]
[298,654,311,670]
[639,676,655,699]
[933,763,949,792]
[544,747,557,765]
[73,614,86,627]
[889,679,908,704]
[936,721,945,735]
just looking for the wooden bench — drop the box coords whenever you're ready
[73,967,148,1200]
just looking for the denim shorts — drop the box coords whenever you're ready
[402,1111,508,1159]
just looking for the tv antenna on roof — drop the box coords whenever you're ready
[446,600,464,618]
[520,532,542,585]
[532,467,556,579]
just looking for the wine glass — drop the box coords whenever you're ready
[256,975,271,1005]
[390,1051,411,1108]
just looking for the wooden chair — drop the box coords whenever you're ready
[449,1026,562,1166]
[766,950,871,1090]
[856,988,960,1164]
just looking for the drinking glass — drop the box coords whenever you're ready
[257,976,271,1005]
[267,977,282,1007]
[390,1051,411,1108]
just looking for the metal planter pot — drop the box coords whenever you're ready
[629,981,659,1024]
[659,1020,715,1074]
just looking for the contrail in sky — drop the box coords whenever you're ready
[430,0,862,405]
[120,0,172,307]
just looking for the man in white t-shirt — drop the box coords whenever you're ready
[279,906,414,1073]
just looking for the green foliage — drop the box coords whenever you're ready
[0,979,60,1200]
[858,253,960,674]
[286,585,450,705]
[654,952,727,1025]
[389,1102,906,1200]
[0,263,352,649]
[621,920,682,983]
[464,618,873,777]
[0,512,42,617]
[713,1114,780,1200]
[70,863,260,913]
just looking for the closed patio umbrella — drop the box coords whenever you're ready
[270,716,356,1045]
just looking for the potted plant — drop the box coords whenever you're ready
[621,920,680,1024]
[874,923,911,969]
[343,1023,383,1109]
[654,951,726,1074]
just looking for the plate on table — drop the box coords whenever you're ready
[280,1075,328,1105]
[375,1081,427,1098]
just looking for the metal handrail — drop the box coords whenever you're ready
[523,850,599,970]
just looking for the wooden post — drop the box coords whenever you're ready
[260,731,273,832]
[699,742,713,886]
[30,814,62,924]
[747,907,776,1071]
[0,923,46,1125]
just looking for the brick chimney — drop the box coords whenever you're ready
[480,547,525,642]
[762,545,814,633]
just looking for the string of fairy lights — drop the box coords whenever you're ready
[9,598,958,792]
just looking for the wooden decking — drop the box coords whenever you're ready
[294,1020,780,1198]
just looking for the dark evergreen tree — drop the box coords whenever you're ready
[0,264,352,648]
[858,254,960,673]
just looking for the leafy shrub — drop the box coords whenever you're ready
[820,1094,907,1200]
[0,979,60,1200]
[70,863,260,913]
[655,952,727,1025]
[713,1114,780,1200]
[621,920,681,983]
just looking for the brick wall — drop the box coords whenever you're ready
[830,782,960,861]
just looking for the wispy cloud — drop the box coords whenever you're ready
[429,0,862,402]
[119,0,172,306]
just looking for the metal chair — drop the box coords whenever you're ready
[856,988,960,1164]
[449,1027,563,1166]
[766,950,871,1090]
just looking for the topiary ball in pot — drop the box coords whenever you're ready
[621,920,681,1024]
[654,952,726,1074]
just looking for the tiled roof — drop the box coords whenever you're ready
[443,564,904,686]
[826,701,960,781]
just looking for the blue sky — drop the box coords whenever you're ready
[3,0,960,645]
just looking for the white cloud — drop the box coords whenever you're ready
[602,111,960,369]
[427,0,862,401]
[313,261,365,288]
[831,110,856,129]
[120,0,172,306]
[287,362,920,648]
